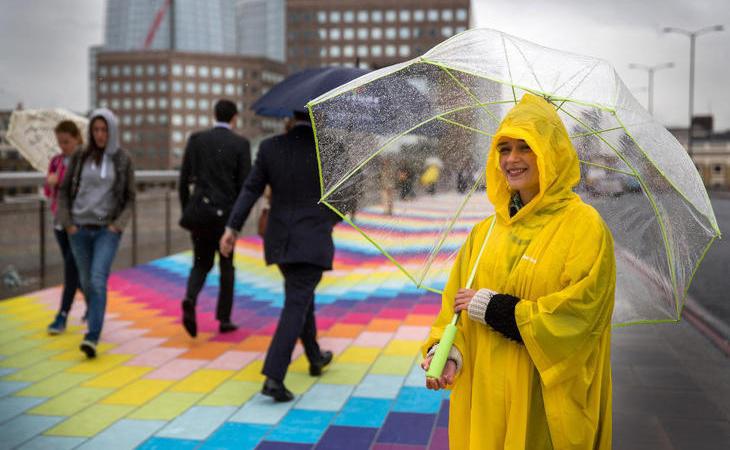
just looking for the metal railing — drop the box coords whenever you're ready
[0,171,261,300]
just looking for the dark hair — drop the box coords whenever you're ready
[214,99,238,122]
[87,116,108,164]
[54,120,82,140]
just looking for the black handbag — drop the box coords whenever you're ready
[179,190,229,230]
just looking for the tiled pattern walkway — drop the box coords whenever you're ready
[0,195,486,450]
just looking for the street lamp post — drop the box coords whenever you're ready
[663,25,724,158]
[628,62,674,115]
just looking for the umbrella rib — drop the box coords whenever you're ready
[678,234,718,320]
[578,161,635,177]
[560,106,681,310]
[308,105,326,199]
[436,117,494,137]
[436,65,502,126]
[569,126,624,138]
[500,33,518,104]
[504,35,546,94]
[554,61,602,112]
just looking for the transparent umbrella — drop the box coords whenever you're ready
[307,28,721,332]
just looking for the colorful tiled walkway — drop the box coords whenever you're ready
[0,194,489,450]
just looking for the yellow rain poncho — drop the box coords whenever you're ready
[424,94,615,450]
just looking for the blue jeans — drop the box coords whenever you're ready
[53,229,82,315]
[69,226,121,343]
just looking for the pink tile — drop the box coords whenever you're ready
[206,351,261,370]
[104,328,148,343]
[317,337,353,355]
[393,326,430,341]
[109,337,167,354]
[102,319,135,333]
[353,331,393,347]
[144,358,208,380]
[126,347,187,367]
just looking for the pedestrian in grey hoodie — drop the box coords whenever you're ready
[57,108,135,358]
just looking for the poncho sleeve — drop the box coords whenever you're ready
[514,208,615,388]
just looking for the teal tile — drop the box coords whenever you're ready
[334,397,392,428]
[0,396,46,424]
[295,384,353,411]
[199,423,270,450]
[266,409,335,444]
[0,414,63,449]
[228,393,294,425]
[352,374,404,399]
[17,436,86,450]
[155,406,236,440]
[75,419,166,450]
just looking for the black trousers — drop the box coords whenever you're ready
[263,262,324,382]
[54,228,82,314]
[183,227,234,322]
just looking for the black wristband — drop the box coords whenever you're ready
[484,293,524,344]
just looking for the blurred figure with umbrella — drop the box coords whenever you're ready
[420,156,443,195]
[45,120,85,334]
[220,67,368,402]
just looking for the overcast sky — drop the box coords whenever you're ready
[0,0,728,129]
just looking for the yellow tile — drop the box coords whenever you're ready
[199,380,260,406]
[29,386,113,416]
[83,366,153,388]
[0,337,46,356]
[3,360,75,382]
[66,354,131,374]
[320,363,370,385]
[101,379,173,405]
[231,360,264,382]
[0,327,36,345]
[0,348,61,369]
[287,354,309,373]
[370,355,415,376]
[45,404,135,437]
[337,346,381,364]
[383,339,423,356]
[41,334,87,350]
[15,372,95,397]
[127,392,204,420]
[169,369,233,393]
[284,371,317,394]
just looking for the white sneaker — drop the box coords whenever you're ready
[79,340,97,358]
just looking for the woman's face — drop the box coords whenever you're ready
[497,137,540,202]
[91,118,108,150]
[55,132,80,155]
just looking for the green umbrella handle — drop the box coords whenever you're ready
[426,313,459,379]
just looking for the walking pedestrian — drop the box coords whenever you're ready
[178,99,251,337]
[57,109,135,358]
[46,120,84,334]
[421,94,615,449]
[220,111,338,402]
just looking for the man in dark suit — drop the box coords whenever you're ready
[179,99,251,337]
[220,112,337,402]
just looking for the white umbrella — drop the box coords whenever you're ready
[6,108,88,172]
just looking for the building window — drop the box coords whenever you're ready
[385,10,396,22]
[385,27,396,39]
[172,64,183,76]
[135,98,144,109]
[414,10,425,22]
[357,45,368,57]
[456,8,468,21]
[343,45,354,57]
[123,99,132,109]
[400,27,411,39]
[172,81,182,93]
[159,64,168,75]
[199,115,210,127]
[146,114,156,124]
[172,114,182,126]
[371,10,383,22]
[399,45,411,57]
[320,46,327,57]
[185,98,196,109]
[199,66,209,77]
[442,9,453,21]
[371,27,382,39]
[343,10,354,23]
[159,114,168,124]
[111,82,120,93]
[385,45,396,57]
[319,28,327,40]
[357,28,368,40]
[158,98,168,108]
[146,98,156,109]
[172,131,183,143]
[146,64,156,76]
[185,82,196,93]
[330,11,341,22]
[122,65,132,76]
[225,84,235,95]
[400,10,411,22]
[98,66,108,77]
[111,99,120,109]
[132,81,141,93]
[456,26,466,33]
[224,67,235,79]
[135,65,144,76]
[123,131,132,143]
[343,28,354,40]
[111,65,120,76]
[237,69,244,79]
[122,115,131,125]
[330,45,341,57]
[199,82,209,94]
[186,114,196,127]
[371,45,382,57]
[330,28,341,39]
[442,26,453,37]
[357,11,368,22]
[147,81,156,92]
[212,66,222,78]
[318,11,327,23]
[159,81,168,92]
[428,9,439,21]
[199,98,210,110]
[99,82,108,93]
[172,98,182,109]
[185,65,196,77]
[212,83,222,95]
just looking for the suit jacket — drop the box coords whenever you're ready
[178,126,251,222]
[227,124,341,269]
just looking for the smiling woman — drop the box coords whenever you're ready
[497,137,540,204]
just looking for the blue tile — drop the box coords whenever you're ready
[265,409,335,444]
[352,374,404,399]
[229,393,295,425]
[0,368,17,377]
[403,362,427,387]
[316,425,377,450]
[136,437,200,450]
[376,412,436,445]
[75,419,166,450]
[256,442,312,450]
[0,396,46,424]
[295,384,353,411]
[156,406,236,440]
[436,399,450,428]
[0,380,30,397]
[199,423,270,450]
[392,386,443,414]
[0,414,63,450]
[16,436,86,450]
[333,397,392,428]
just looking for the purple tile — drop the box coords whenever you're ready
[428,427,449,450]
[436,400,450,428]
[316,426,377,450]
[376,412,436,446]
[257,442,313,450]
[371,444,426,450]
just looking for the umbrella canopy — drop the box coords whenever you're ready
[6,108,88,172]
[251,66,369,118]
[307,28,721,326]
